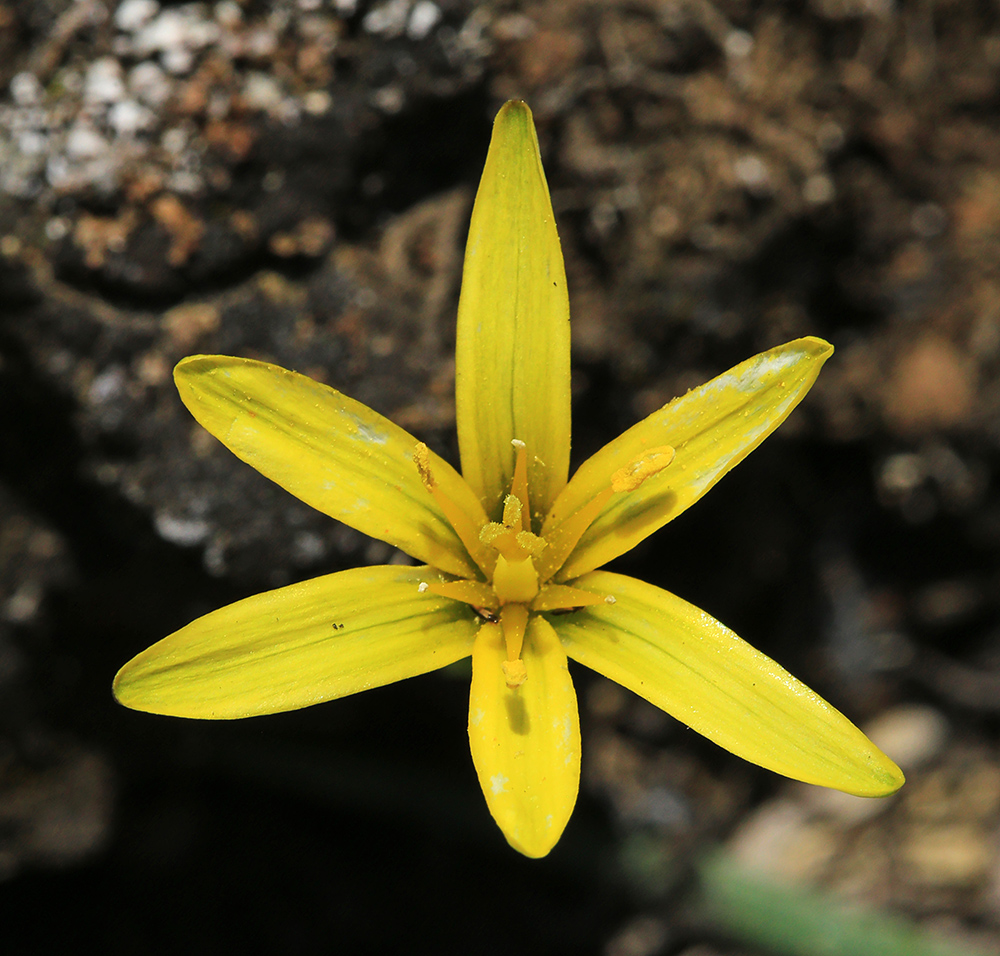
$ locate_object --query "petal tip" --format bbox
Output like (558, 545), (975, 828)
(496, 98), (532, 125)
(505, 829), (560, 859)
(173, 353), (247, 382)
(173, 352), (214, 377)
(816, 740), (906, 798)
(111, 659), (148, 713)
(800, 335), (834, 360)
(864, 757), (906, 797)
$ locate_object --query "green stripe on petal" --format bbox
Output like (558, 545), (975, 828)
(114, 565), (478, 719)
(455, 100), (571, 525)
(468, 616), (580, 858)
(175, 355), (485, 578)
(551, 571), (904, 797)
(546, 338), (833, 580)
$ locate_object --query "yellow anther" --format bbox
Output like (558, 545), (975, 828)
(501, 659), (527, 687)
(414, 442), (435, 489)
(611, 445), (676, 493)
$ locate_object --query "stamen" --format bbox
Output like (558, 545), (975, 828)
(422, 579), (498, 610)
(537, 445), (675, 580)
(414, 443), (494, 575)
(531, 584), (607, 612)
(535, 486), (613, 581)
(510, 439), (530, 531)
(500, 604), (529, 687)
(500, 604), (527, 659)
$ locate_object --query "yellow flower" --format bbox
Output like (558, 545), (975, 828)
(114, 101), (903, 858)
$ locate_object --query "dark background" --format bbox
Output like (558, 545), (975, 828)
(1, 2), (998, 954)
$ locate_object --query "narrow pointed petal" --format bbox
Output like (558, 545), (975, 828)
(114, 566), (478, 719)
(546, 338), (833, 580)
(552, 571), (904, 796)
(468, 616), (581, 857)
(175, 356), (484, 577)
(455, 100), (571, 523)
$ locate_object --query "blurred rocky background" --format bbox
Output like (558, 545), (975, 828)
(2, 1), (1000, 954)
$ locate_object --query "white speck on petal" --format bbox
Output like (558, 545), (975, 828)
(604, 594), (616, 604)
(346, 412), (388, 445)
(490, 773), (509, 795)
(330, 492), (370, 514)
(698, 349), (800, 399)
(417, 582), (429, 593)
(470, 707), (485, 727)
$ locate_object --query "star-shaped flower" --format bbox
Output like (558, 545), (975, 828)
(115, 101), (903, 858)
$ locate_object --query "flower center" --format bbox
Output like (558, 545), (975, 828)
(415, 439), (675, 687)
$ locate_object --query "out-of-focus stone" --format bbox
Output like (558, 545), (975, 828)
(728, 799), (838, 881)
(883, 337), (976, 434)
(902, 824), (993, 888)
(0, 746), (115, 878)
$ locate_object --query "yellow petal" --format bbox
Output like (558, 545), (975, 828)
(455, 100), (571, 524)
(551, 571), (904, 796)
(545, 338), (833, 580)
(175, 355), (485, 578)
(114, 565), (478, 719)
(468, 616), (580, 857)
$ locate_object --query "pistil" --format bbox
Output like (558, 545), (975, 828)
(419, 438), (675, 689)
(481, 495), (546, 604)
